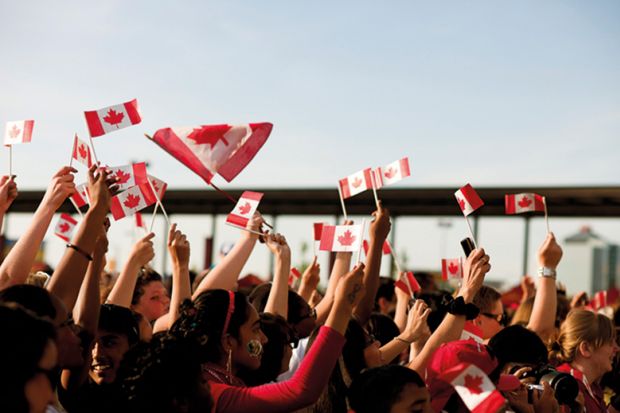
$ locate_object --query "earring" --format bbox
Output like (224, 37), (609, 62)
(226, 348), (232, 380)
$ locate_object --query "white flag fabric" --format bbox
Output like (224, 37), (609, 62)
(338, 168), (374, 199)
(107, 163), (148, 192)
(455, 184), (484, 216)
(375, 157), (411, 188)
(110, 183), (157, 220)
(319, 224), (363, 252)
(84, 99), (141, 137)
(54, 213), (78, 242)
(440, 363), (506, 413)
(4, 120), (34, 146)
(225, 191), (264, 229)
(71, 134), (93, 167)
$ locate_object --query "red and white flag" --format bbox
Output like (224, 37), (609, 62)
(84, 99), (141, 138)
(149, 123), (273, 183)
(225, 191), (263, 229)
(395, 271), (421, 296)
(54, 213), (78, 242)
(71, 183), (90, 208)
(319, 224), (363, 252)
(439, 363), (506, 413)
(135, 212), (146, 229)
(442, 258), (463, 281)
(147, 175), (168, 199)
(591, 291), (607, 310)
(288, 267), (301, 287)
(362, 239), (392, 256)
(338, 168), (374, 199)
(460, 321), (484, 343)
(455, 184), (484, 216)
(505, 193), (545, 215)
(110, 183), (157, 221)
(107, 163), (148, 192)
(375, 157), (411, 189)
(4, 120), (34, 146)
(71, 134), (93, 167)
(313, 222), (324, 252)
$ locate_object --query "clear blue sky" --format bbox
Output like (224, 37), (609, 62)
(1, 1), (619, 288)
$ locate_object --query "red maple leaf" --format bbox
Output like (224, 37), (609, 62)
(238, 201), (252, 215)
(59, 223), (70, 233)
(351, 177), (363, 188)
(337, 230), (356, 246)
(151, 180), (159, 193)
(457, 198), (466, 211)
(78, 144), (88, 159)
(463, 374), (484, 394)
(103, 109), (125, 127)
(114, 170), (131, 184)
(123, 193), (141, 209)
(186, 125), (230, 149)
(8, 124), (21, 139)
(448, 262), (459, 274)
(384, 167), (397, 179)
(518, 196), (532, 208)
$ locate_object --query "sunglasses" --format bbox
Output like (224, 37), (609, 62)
(481, 312), (507, 327)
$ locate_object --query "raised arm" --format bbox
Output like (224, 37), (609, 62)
(297, 256), (320, 304)
(0, 175), (18, 234)
(192, 213), (264, 298)
(408, 248), (489, 374)
(393, 279), (410, 332)
(0, 167), (75, 289)
(263, 233), (291, 317)
(527, 233), (562, 342)
(47, 165), (111, 312)
(354, 202), (391, 325)
(314, 250), (352, 326)
(106, 232), (155, 307)
(153, 224), (191, 333)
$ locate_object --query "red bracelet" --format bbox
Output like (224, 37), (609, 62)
(66, 243), (93, 261)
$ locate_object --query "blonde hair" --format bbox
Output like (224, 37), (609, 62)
(549, 309), (615, 364)
(511, 297), (534, 327)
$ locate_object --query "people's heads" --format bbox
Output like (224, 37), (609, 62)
(510, 297), (534, 327)
(348, 365), (432, 413)
(237, 313), (296, 386)
(121, 333), (213, 413)
(487, 325), (549, 374)
(343, 319), (381, 379)
(90, 304), (140, 385)
(0, 303), (57, 413)
(549, 309), (618, 381)
(374, 277), (396, 315)
(472, 285), (504, 339)
(172, 290), (267, 372)
(131, 269), (170, 322)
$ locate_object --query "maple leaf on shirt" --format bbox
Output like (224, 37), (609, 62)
(384, 167), (397, 179)
(238, 202), (251, 215)
(448, 262), (459, 274)
(351, 177), (362, 188)
(337, 230), (356, 246)
(114, 170), (131, 184)
(187, 125), (230, 149)
(59, 223), (70, 233)
(463, 374), (484, 394)
(9, 125), (21, 139)
(103, 109), (125, 127)
(78, 144), (88, 159)
(518, 196), (532, 208)
(124, 194), (141, 209)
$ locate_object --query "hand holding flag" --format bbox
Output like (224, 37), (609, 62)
(226, 191), (264, 232)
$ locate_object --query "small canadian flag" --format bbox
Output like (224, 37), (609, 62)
(591, 291), (607, 310)
(107, 163), (148, 192)
(71, 134), (93, 167)
(84, 99), (142, 138)
(319, 224), (363, 252)
(4, 120), (34, 146)
(455, 184), (484, 216)
(135, 212), (146, 229)
(71, 183), (90, 208)
(505, 193), (545, 215)
(288, 267), (301, 287)
(225, 191), (263, 229)
(395, 271), (421, 296)
(375, 157), (411, 189)
(442, 258), (463, 281)
(110, 183), (157, 221)
(460, 321), (484, 343)
(147, 175), (168, 199)
(440, 363), (506, 413)
(54, 213), (78, 242)
(362, 239), (392, 256)
(339, 168), (374, 199)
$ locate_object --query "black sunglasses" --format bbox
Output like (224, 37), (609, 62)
(481, 312), (507, 326)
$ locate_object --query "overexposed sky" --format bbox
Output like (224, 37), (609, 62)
(1, 1), (619, 290)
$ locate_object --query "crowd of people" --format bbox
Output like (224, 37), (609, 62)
(0, 164), (619, 413)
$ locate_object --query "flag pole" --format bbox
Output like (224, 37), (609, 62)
(543, 196), (550, 234)
(386, 239), (402, 275)
(337, 185), (348, 221)
(225, 222), (265, 237)
(8, 145), (12, 177)
(356, 219), (367, 265)
(370, 170), (381, 210)
(147, 179), (170, 228)
(69, 135), (75, 168)
(464, 216), (478, 249)
(88, 135), (100, 165)
(149, 203), (159, 233)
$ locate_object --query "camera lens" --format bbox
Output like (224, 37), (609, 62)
(540, 371), (579, 405)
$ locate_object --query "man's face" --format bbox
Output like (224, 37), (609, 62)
(390, 383), (433, 413)
(89, 329), (130, 384)
(477, 299), (505, 340)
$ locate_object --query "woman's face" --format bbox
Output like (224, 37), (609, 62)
(589, 340), (618, 378)
(25, 339), (57, 413)
(232, 305), (268, 371)
(135, 281), (170, 322)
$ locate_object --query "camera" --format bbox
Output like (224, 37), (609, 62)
(511, 364), (579, 405)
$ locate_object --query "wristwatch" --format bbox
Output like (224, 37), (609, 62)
(537, 267), (557, 279)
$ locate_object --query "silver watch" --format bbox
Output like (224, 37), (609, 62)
(537, 267), (556, 279)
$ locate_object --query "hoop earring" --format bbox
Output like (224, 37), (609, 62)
(226, 348), (233, 380)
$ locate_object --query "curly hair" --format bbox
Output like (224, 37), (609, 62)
(131, 269), (164, 306)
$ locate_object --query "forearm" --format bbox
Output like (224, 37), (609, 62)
(354, 239), (383, 325)
(527, 276), (556, 341)
(264, 253), (290, 317)
(377, 338), (411, 367)
(106, 259), (142, 307)
(394, 296), (408, 332)
(154, 261), (191, 334)
(315, 252), (351, 325)
(73, 254), (104, 336)
(297, 278), (316, 303)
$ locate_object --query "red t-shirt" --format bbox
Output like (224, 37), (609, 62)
(556, 363), (608, 413)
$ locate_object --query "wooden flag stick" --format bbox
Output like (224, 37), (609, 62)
(69, 137), (74, 168)
(149, 203), (159, 233)
(8, 145), (12, 177)
(337, 185), (348, 222)
(464, 216), (478, 249)
(225, 222), (265, 237)
(386, 239), (402, 275)
(370, 169), (381, 210)
(543, 196), (550, 234)
(356, 219), (367, 265)
(88, 135), (100, 165)
(147, 179), (170, 228)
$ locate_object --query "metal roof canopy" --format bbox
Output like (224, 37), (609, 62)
(10, 186), (620, 217)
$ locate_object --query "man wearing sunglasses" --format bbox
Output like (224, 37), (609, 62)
(471, 285), (506, 341)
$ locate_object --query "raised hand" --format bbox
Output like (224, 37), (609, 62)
(130, 233), (156, 267)
(264, 232), (291, 258)
(167, 223), (190, 267)
(460, 248), (491, 303)
(245, 212), (266, 239)
(301, 256), (320, 289)
(41, 166), (77, 211)
(87, 164), (112, 210)
(400, 299), (431, 343)
(0, 175), (18, 213)
(369, 201), (391, 241)
(334, 263), (366, 309)
(538, 232), (563, 269)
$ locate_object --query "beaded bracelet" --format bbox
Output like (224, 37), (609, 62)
(66, 243), (93, 261)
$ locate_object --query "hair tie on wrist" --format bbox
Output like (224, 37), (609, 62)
(441, 295), (480, 320)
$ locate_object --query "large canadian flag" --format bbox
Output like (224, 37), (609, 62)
(4, 120), (34, 146)
(442, 258), (463, 281)
(54, 213), (78, 242)
(107, 163), (148, 192)
(460, 321), (484, 343)
(149, 123), (273, 183)
(225, 191), (264, 229)
(84, 99), (142, 138)
(395, 271), (421, 296)
(71, 183), (90, 208)
(110, 183), (157, 221)
(375, 157), (411, 188)
(339, 168), (374, 199)
(505, 193), (545, 215)
(439, 363), (506, 413)
(319, 224), (363, 252)
(455, 184), (484, 216)
(71, 134), (93, 167)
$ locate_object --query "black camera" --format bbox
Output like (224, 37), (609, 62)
(513, 364), (579, 405)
